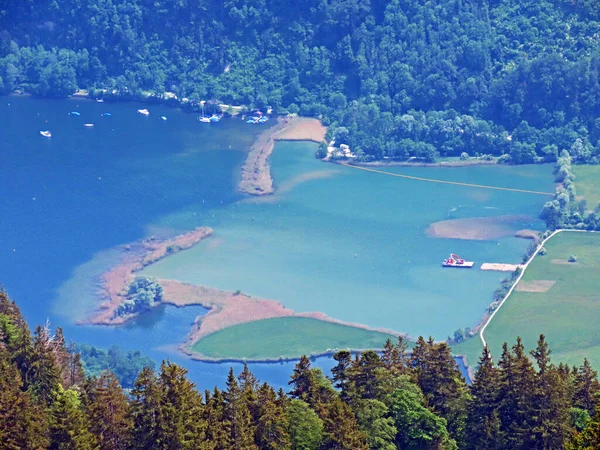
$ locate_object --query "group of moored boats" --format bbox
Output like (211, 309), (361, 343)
(40, 108), (169, 137)
(41, 105), (269, 138)
(198, 114), (222, 123)
(246, 116), (269, 124)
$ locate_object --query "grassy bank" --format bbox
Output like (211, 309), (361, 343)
(573, 165), (600, 210)
(189, 317), (395, 360)
(456, 231), (600, 370)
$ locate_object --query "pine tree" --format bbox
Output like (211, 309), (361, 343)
(204, 387), (232, 449)
(348, 350), (384, 400)
(0, 349), (49, 449)
(224, 368), (258, 449)
(129, 366), (160, 450)
(381, 336), (409, 375)
(573, 359), (600, 416)
(239, 363), (259, 422)
(156, 361), (206, 449)
(321, 396), (368, 449)
(411, 338), (468, 445)
(529, 334), (571, 449)
(88, 371), (132, 450)
(48, 387), (98, 450)
(465, 347), (502, 450)
(498, 338), (537, 449)
(288, 356), (312, 400)
(255, 382), (291, 450)
(332, 350), (353, 401)
(29, 324), (62, 405)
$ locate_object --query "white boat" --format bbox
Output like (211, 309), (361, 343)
(199, 116), (211, 123)
(161, 116), (167, 121)
(40, 130), (51, 138)
(96, 99), (104, 103)
(137, 109), (150, 116)
(83, 123), (94, 128)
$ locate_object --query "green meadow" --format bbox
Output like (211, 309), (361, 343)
(573, 165), (600, 210)
(454, 231), (600, 370)
(189, 317), (395, 360)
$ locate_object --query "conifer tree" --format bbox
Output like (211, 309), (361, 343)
(498, 338), (537, 449)
(29, 324), (62, 405)
(382, 336), (410, 375)
(0, 349), (48, 449)
(574, 359), (600, 416)
(348, 350), (384, 400)
(224, 368), (258, 449)
(88, 371), (132, 450)
(156, 361), (206, 449)
(580, 405), (600, 449)
(288, 356), (312, 400)
(204, 387), (232, 449)
(465, 347), (502, 450)
(321, 396), (368, 449)
(239, 363), (259, 421)
(411, 338), (468, 445)
(129, 366), (160, 450)
(48, 387), (97, 450)
(332, 350), (353, 401)
(255, 382), (291, 450)
(530, 334), (571, 449)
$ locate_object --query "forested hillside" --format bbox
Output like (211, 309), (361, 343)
(2, 288), (600, 449)
(1, 0), (600, 162)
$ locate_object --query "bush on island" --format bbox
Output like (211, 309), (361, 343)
(115, 276), (163, 317)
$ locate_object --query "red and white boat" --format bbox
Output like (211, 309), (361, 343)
(442, 253), (474, 268)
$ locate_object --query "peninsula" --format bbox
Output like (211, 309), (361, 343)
(239, 116), (327, 195)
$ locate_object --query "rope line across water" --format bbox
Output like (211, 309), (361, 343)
(339, 162), (555, 196)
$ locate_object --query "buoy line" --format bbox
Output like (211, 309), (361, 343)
(339, 162), (555, 196)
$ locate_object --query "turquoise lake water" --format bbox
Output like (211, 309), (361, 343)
(0, 97), (553, 387)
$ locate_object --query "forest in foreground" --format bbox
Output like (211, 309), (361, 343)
(2, 288), (600, 449)
(1, 0), (600, 163)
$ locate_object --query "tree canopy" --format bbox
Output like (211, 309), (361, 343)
(1, 0), (600, 162)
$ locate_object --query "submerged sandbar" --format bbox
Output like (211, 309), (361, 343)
(426, 215), (532, 240)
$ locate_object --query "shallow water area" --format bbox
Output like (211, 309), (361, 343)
(144, 142), (554, 340)
(1, 97), (552, 387)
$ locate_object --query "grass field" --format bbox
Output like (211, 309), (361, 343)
(189, 317), (395, 360)
(573, 165), (600, 210)
(454, 231), (600, 371)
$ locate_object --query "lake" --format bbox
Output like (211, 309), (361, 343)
(0, 97), (553, 388)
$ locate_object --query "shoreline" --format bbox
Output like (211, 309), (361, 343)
(85, 227), (406, 362)
(159, 279), (404, 362)
(338, 158), (499, 168)
(239, 116), (327, 195)
(83, 227), (213, 325)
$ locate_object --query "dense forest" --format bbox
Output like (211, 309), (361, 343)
(2, 288), (600, 449)
(1, 0), (600, 162)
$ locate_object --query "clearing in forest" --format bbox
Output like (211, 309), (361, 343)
(453, 231), (600, 370)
